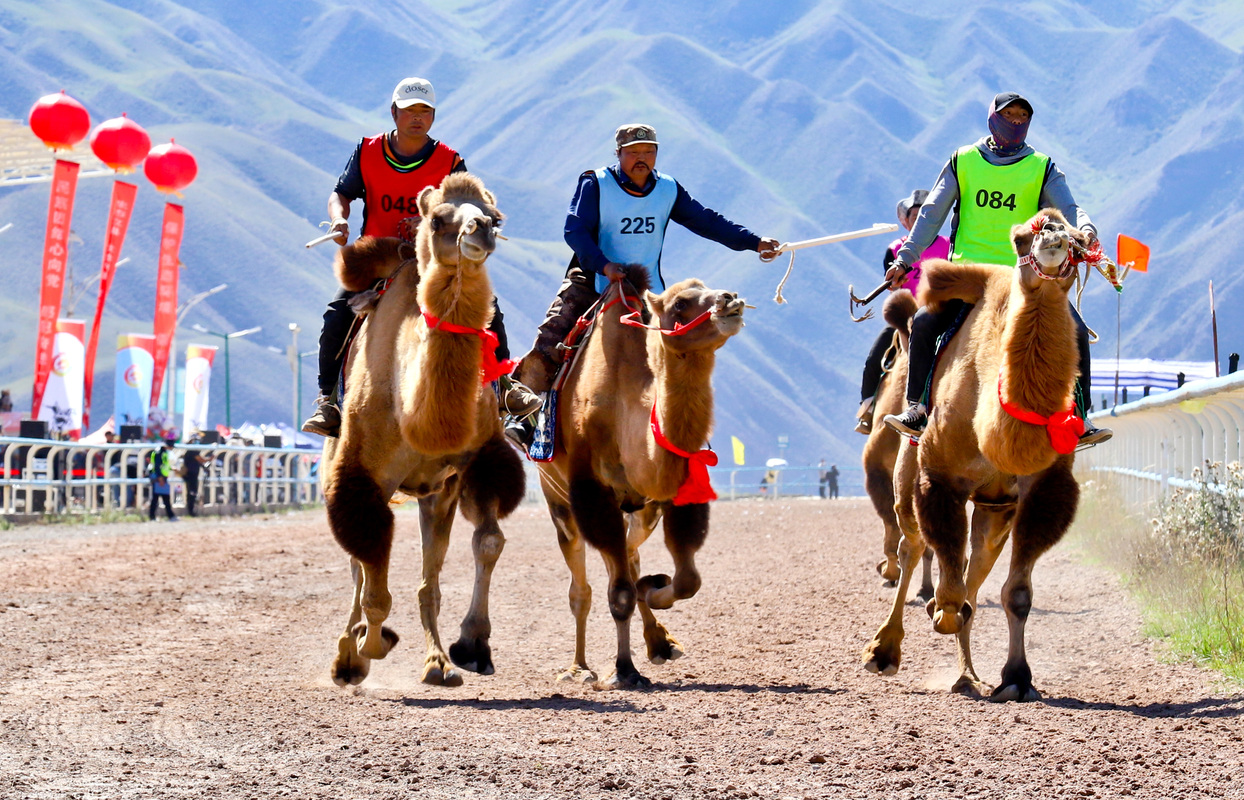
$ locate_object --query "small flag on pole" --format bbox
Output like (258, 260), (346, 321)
(1117, 234), (1150, 273)
(731, 436), (745, 466)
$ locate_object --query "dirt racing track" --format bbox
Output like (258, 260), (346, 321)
(1, 499), (1241, 799)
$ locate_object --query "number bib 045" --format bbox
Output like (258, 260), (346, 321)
(952, 144), (1048, 266)
(594, 167), (677, 292)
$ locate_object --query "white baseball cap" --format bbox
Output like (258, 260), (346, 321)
(392, 77), (436, 109)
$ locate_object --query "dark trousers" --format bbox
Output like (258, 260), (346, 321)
(317, 287), (512, 397)
(519, 264), (601, 393)
(861, 327), (896, 402)
(185, 475), (200, 516)
(905, 299), (1092, 409)
(149, 488), (175, 520)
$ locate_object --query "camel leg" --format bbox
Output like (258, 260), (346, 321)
(332, 558), (371, 686)
(627, 504), (684, 665)
(915, 473), (972, 635)
(639, 502), (708, 610)
(993, 463), (1079, 703)
(950, 504), (1015, 697)
(569, 476), (647, 688)
(862, 521), (926, 675)
(866, 462), (903, 585)
(326, 467), (400, 681)
(448, 493), (505, 676)
(416, 489), (464, 687)
(550, 498), (597, 683)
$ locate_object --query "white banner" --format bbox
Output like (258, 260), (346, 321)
(114, 333), (155, 430)
(37, 318), (86, 438)
(182, 344), (217, 437)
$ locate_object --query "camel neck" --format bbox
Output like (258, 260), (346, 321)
(998, 285), (1077, 417)
(650, 341), (716, 454)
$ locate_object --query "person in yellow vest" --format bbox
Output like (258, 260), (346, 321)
(881, 92), (1110, 446)
(148, 440), (177, 522)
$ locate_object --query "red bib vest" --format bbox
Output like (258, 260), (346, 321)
(359, 135), (458, 238)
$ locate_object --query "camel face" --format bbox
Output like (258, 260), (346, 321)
(425, 200), (500, 265)
(647, 279), (745, 353)
(1013, 212), (1079, 291)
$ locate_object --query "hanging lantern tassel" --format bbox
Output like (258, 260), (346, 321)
(144, 139), (198, 196)
(90, 114), (151, 173)
(28, 90), (91, 151)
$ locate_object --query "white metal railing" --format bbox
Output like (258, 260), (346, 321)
(1077, 372), (1244, 510)
(0, 436), (322, 518)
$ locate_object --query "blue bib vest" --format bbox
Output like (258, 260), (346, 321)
(594, 168), (678, 292)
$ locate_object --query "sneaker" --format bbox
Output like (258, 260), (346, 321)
(1077, 423), (1113, 449)
(301, 395), (341, 438)
(884, 403), (928, 439)
(855, 396), (875, 436)
(501, 380), (543, 417)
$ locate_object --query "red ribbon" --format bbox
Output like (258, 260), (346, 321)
(421, 311), (516, 384)
(649, 402), (718, 505)
(620, 308), (712, 336)
(997, 374), (1084, 455)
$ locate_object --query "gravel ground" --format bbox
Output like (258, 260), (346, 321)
(1, 498), (1241, 799)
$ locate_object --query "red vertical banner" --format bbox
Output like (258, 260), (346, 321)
(149, 202), (184, 409)
(82, 180), (139, 430)
(31, 159), (81, 418)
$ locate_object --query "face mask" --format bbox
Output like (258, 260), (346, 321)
(988, 108), (1030, 156)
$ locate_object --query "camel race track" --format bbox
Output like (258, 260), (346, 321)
(1, 498), (1241, 800)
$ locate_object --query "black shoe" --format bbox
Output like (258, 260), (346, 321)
(1077, 423), (1113, 449)
(884, 404), (927, 439)
(504, 417), (535, 449)
(301, 395), (341, 438)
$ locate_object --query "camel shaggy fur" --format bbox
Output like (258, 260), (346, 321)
(536, 269), (746, 687)
(321, 173), (525, 687)
(862, 291), (933, 601)
(862, 209), (1088, 702)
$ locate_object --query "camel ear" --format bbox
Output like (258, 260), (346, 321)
(645, 290), (664, 315)
(1011, 222), (1035, 257)
(482, 188), (497, 205)
(417, 186), (437, 218)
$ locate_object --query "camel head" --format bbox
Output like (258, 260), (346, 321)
(417, 173), (505, 267)
(644, 278), (746, 354)
(1010, 208), (1088, 293)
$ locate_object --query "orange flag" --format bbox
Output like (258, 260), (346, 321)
(1117, 234), (1150, 273)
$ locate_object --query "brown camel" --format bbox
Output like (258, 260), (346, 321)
(320, 173), (525, 687)
(862, 209), (1088, 702)
(535, 268), (746, 688)
(862, 290), (933, 601)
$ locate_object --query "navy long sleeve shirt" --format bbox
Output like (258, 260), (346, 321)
(564, 165), (761, 276)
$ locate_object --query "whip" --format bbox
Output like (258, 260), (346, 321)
(773, 223), (899, 304)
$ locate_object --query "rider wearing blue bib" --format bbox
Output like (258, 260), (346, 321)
(515, 123), (780, 397)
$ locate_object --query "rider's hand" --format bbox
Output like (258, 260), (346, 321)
(330, 217), (349, 245)
(757, 238), (781, 263)
(1080, 226), (1099, 248)
(603, 262), (625, 282)
(885, 259), (910, 290)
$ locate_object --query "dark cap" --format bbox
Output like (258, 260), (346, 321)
(897, 188), (929, 220)
(615, 123), (659, 149)
(992, 92), (1033, 116)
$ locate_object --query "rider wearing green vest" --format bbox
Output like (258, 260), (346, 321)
(880, 92), (1111, 446)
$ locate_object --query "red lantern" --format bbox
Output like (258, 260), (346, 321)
(29, 90), (90, 151)
(89, 114), (151, 172)
(144, 139), (198, 194)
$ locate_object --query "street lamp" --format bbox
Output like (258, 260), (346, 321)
(269, 329), (318, 435)
(167, 283), (228, 419)
(191, 322), (260, 431)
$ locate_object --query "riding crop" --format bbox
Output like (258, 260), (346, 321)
(772, 223), (898, 305)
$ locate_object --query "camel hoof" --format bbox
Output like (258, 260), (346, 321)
(557, 666), (597, 683)
(861, 641), (900, 676)
(643, 623), (684, 665)
(925, 598), (936, 619)
(916, 585), (935, 604)
(951, 676), (991, 697)
(876, 559), (900, 583)
(932, 608), (963, 635)
(449, 638), (495, 675)
(604, 670), (652, 690)
(352, 622), (400, 660)
(637, 574), (673, 609)
(331, 653), (370, 686)
(990, 683), (1042, 703)
(422, 663), (464, 687)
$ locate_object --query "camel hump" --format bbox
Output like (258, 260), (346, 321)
(619, 264), (652, 293)
(334, 237), (416, 292)
(882, 289), (917, 332)
(917, 260), (1008, 311)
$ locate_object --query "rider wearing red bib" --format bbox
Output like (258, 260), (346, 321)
(302, 77), (540, 437)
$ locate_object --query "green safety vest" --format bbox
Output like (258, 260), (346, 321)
(952, 145), (1049, 266)
(149, 450), (170, 478)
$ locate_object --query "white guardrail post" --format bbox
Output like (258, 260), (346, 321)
(1077, 371), (1244, 512)
(0, 436), (321, 519)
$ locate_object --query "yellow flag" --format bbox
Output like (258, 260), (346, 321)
(731, 436), (745, 466)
